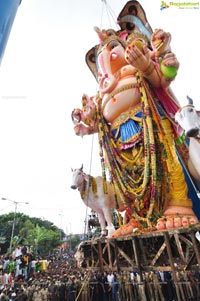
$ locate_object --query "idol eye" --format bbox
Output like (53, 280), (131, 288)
(109, 41), (119, 50)
(188, 108), (193, 113)
(107, 29), (115, 36)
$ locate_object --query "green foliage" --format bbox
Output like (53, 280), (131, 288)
(69, 234), (82, 250)
(0, 213), (64, 255)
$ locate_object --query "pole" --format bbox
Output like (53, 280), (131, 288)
(69, 222), (72, 251)
(9, 202), (17, 253)
(59, 213), (63, 241)
(1, 197), (29, 253)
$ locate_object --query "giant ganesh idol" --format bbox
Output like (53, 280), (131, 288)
(72, 1), (199, 236)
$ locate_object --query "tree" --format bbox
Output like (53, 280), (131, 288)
(69, 234), (82, 250)
(0, 213), (63, 255)
(28, 224), (60, 255)
(30, 224), (47, 255)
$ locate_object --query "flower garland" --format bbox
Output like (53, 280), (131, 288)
(80, 175), (98, 199)
(96, 74), (170, 227)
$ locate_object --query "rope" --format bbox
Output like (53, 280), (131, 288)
(100, 0), (119, 30)
(83, 0), (121, 237)
(82, 98), (100, 237)
(83, 132), (95, 237)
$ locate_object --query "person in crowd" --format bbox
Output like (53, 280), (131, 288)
(68, 276), (77, 301)
(112, 273), (120, 301)
(0, 248), (199, 300)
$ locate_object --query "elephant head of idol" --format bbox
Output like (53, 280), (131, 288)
(85, 1), (153, 94)
(94, 27), (129, 94)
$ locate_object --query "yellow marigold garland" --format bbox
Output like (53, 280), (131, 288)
(95, 74), (173, 227)
(81, 175), (98, 199)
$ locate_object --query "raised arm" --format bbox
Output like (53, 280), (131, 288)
(71, 94), (99, 137)
(125, 29), (179, 89)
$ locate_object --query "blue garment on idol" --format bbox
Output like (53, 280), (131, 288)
(112, 111), (142, 142)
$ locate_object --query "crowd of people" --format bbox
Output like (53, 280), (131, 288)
(0, 244), (200, 301)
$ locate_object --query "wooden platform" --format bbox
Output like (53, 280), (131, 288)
(77, 224), (200, 300)
(79, 224), (200, 273)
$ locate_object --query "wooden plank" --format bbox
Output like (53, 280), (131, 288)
(101, 242), (110, 267)
(132, 237), (147, 301)
(174, 233), (186, 263)
(164, 232), (181, 301)
(179, 235), (193, 246)
(115, 245), (134, 267)
(138, 238), (147, 262)
(106, 239), (113, 269)
(113, 240), (120, 272)
(97, 241), (104, 271)
(79, 224), (200, 273)
(150, 240), (166, 266)
(189, 232), (200, 266)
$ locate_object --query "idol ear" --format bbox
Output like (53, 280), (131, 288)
(94, 26), (107, 42)
(119, 30), (129, 41)
(85, 1), (153, 80)
(80, 164), (83, 171)
(85, 46), (98, 81)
